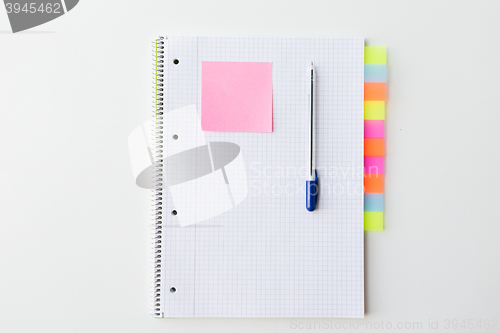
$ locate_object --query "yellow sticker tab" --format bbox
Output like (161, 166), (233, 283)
(364, 211), (384, 230)
(364, 101), (385, 120)
(365, 46), (386, 64)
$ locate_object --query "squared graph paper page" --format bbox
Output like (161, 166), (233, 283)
(160, 37), (364, 318)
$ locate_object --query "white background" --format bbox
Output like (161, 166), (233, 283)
(1, 1), (499, 332)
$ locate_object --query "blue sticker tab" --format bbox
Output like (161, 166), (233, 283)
(364, 193), (384, 212)
(364, 64), (387, 83)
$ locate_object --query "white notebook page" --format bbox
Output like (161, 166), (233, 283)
(159, 36), (364, 318)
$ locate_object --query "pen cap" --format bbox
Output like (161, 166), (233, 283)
(306, 170), (318, 212)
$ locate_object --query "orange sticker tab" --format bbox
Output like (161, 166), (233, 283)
(364, 138), (384, 156)
(364, 174), (384, 193)
(364, 82), (386, 101)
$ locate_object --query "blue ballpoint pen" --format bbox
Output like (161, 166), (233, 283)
(306, 61), (319, 212)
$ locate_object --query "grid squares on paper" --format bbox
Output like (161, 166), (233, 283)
(160, 36), (364, 318)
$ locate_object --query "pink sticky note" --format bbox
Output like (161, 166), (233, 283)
(201, 62), (273, 132)
(365, 156), (384, 175)
(364, 120), (385, 138)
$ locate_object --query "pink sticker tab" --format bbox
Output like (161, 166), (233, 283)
(365, 156), (384, 175)
(201, 62), (273, 132)
(364, 120), (384, 138)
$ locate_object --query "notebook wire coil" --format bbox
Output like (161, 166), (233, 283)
(152, 36), (165, 318)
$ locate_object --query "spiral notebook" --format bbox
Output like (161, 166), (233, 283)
(152, 36), (365, 318)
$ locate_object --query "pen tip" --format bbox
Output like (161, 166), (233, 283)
(311, 61), (313, 68)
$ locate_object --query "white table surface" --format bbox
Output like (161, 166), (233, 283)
(1, 1), (499, 332)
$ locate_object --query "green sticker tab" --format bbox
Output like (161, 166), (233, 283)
(365, 46), (386, 64)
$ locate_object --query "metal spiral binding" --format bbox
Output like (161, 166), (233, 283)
(152, 36), (165, 318)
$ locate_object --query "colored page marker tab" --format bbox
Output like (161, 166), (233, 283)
(364, 138), (384, 156)
(365, 156), (384, 175)
(364, 64), (387, 82)
(364, 120), (385, 138)
(364, 101), (385, 120)
(364, 45), (387, 232)
(364, 174), (384, 193)
(364, 211), (384, 230)
(364, 82), (386, 101)
(364, 193), (384, 212)
(365, 46), (386, 64)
